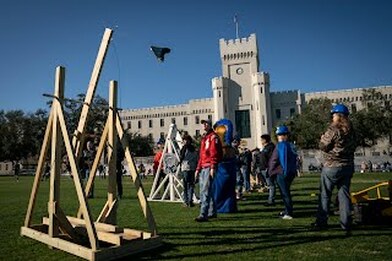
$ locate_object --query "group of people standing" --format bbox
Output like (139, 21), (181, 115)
(173, 103), (357, 234)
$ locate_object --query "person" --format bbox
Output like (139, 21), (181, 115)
(311, 104), (357, 235)
(239, 147), (252, 193)
(138, 163), (146, 179)
(212, 118), (238, 213)
(251, 147), (263, 191)
(179, 134), (198, 207)
(194, 119), (223, 222)
(258, 134), (276, 206)
(14, 160), (21, 182)
(153, 143), (168, 193)
(231, 137), (243, 200)
(268, 125), (298, 220)
(42, 161), (50, 181)
(116, 141), (125, 199)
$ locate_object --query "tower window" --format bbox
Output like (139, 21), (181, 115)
(276, 109), (281, 119)
(160, 119), (165, 127)
(290, 108), (295, 117)
(149, 119), (153, 128)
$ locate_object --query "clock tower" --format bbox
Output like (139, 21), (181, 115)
(212, 34), (272, 148)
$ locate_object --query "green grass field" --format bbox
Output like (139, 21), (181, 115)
(0, 172), (391, 260)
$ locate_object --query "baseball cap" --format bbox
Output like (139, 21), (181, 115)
(201, 119), (212, 125)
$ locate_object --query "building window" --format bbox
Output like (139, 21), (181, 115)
(219, 91), (221, 98)
(275, 109), (281, 119)
(160, 119), (164, 127)
(160, 132), (165, 140)
(149, 119), (153, 128)
(356, 96), (358, 101)
(195, 116), (200, 124)
(171, 118), (176, 124)
(183, 117), (188, 126)
(138, 120), (142, 129)
(351, 103), (357, 113)
(208, 114), (212, 121)
(262, 115), (265, 125)
(195, 130), (200, 137)
(127, 121), (131, 129)
(260, 87), (263, 94)
(235, 110), (251, 138)
(290, 108), (295, 117)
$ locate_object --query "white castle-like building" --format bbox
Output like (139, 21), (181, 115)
(120, 34), (392, 150)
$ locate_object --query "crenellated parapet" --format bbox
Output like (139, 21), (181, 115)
(219, 34), (258, 62)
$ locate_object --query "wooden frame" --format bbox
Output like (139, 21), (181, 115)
(21, 29), (161, 260)
(148, 124), (185, 202)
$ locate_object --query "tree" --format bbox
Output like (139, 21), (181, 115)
(285, 98), (331, 149)
(351, 88), (392, 148)
(124, 132), (154, 156)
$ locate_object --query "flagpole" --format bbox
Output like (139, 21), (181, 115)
(234, 15), (239, 39)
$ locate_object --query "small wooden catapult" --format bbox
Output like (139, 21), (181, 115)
(20, 28), (161, 260)
(148, 123), (185, 202)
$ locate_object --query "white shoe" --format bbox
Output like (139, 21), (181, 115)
(282, 214), (293, 220)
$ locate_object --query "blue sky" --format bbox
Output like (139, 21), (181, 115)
(1, 0), (391, 112)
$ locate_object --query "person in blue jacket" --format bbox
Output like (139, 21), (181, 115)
(268, 125), (298, 220)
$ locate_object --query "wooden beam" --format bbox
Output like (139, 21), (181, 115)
(116, 113), (158, 236)
(73, 28), (113, 159)
(24, 111), (53, 227)
(56, 104), (99, 251)
(49, 66), (65, 238)
(106, 81), (118, 224)
(21, 226), (93, 260)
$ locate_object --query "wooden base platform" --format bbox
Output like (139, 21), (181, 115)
(21, 218), (162, 261)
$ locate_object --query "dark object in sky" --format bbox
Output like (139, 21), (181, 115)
(150, 46), (171, 62)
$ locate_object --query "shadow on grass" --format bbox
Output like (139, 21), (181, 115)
(143, 224), (392, 260)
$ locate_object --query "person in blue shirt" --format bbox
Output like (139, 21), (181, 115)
(268, 125), (298, 220)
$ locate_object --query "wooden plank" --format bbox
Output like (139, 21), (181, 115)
(107, 81), (118, 224)
(97, 200), (110, 223)
(21, 226), (93, 260)
(116, 113), (158, 236)
(49, 66), (65, 238)
(56, 104), (99, 251)
(24, 111), (53, 227)
(73, 28), (113, 160)
(55, 206), (82, 243)
(42, 217), (123, 246)
(67, 216), (123, 233)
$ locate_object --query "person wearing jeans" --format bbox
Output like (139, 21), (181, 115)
(268, 126), (298, 220)
(259, 134), (276, 205)
(312, 104), (357, 234)
(179, 134), (198, 207)
(194, 119), (222, 222)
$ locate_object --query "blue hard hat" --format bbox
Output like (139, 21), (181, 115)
(331, 104), (349, 116)
(276, 125), (289, 135)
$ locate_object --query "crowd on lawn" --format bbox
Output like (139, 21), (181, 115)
(149, 104), (357, 235)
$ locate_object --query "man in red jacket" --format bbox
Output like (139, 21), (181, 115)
(194, 119), (223, 222)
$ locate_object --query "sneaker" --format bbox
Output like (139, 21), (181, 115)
(194, 216), (208, 222)
(282, 214), (293, 220)
(278, 211), (285, 217)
